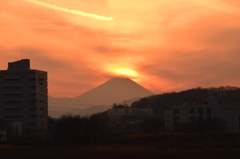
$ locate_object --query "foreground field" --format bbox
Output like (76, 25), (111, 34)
(0, 145), (240, 159)
(1, 133), (240, 158)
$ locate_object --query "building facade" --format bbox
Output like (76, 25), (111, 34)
(164, 97), (240, 132)
(0, 59), (48, 138)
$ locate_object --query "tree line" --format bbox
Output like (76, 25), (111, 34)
(49, 86), (239, 144)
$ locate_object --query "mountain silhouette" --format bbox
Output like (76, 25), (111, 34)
(49, 78), (153, 117)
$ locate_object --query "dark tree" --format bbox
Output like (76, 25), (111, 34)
(54, 114), (87, 144)
(140, 117), (165, 134)
(52, 112), (111, 144)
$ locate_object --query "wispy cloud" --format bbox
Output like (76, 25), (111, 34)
(23, 0), (113, 21)
(192, 0), (240, 13)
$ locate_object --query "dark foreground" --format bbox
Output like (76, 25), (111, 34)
(0, 145), (240, 159)
(1, 133), (240, 159)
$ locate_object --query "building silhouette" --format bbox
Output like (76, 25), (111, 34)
(0, 59), (48, 138)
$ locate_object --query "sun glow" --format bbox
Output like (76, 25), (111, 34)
(108, 67), (139, 78)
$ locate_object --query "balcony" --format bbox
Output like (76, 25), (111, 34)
(4, 77), (22, 84)
(4, 99), (22, 105)
(4, 85), (22, 90)
(4, 92), (22, 99)
(4, 114), (22, 120)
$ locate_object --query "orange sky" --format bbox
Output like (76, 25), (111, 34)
(1, 0), (240, 97)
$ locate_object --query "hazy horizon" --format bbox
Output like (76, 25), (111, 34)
(1, 0), (240, 98)
(48, 77), (153, 117)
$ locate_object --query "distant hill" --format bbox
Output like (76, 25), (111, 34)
(49, 78), (153, 117)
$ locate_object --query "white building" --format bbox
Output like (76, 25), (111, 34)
(164, 97), (240, 132)
(221, 107), (240, 132)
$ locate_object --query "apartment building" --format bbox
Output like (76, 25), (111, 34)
(164, 97), (240, 132)
(0, 59), (48, 138)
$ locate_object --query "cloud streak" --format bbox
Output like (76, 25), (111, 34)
(23, 0), (113, 21)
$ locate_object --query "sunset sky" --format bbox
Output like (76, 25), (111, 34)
(1, 0), (240, 98)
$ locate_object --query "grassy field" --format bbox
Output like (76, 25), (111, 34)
(0, 144), (240, 159)
(1, 133), (240, 159)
